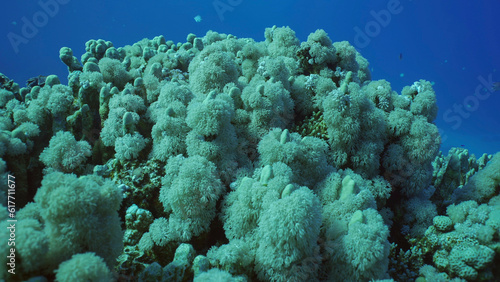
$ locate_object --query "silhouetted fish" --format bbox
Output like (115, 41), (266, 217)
(492, 82), (500, 91)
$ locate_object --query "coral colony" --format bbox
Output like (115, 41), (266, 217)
(0, 26), (499, 281)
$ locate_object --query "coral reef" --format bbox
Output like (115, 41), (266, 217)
(0, 26), (498, 281)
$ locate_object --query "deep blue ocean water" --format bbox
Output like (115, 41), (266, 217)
(1, 0), (499, 157)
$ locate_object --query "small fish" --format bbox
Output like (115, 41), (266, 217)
(492, 82), (500, 92)
(399, 53), (403, 60)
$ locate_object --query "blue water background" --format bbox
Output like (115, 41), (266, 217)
(1, 0), (499, 157)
